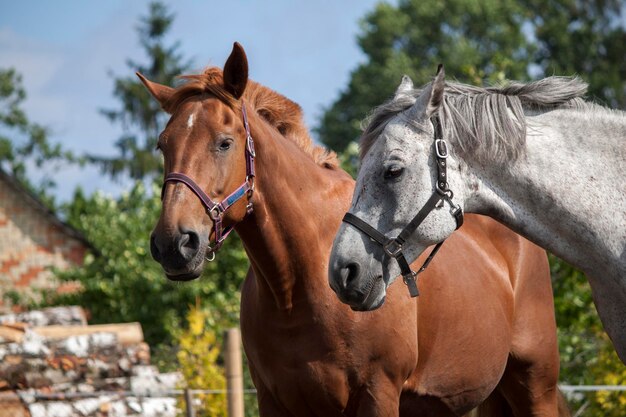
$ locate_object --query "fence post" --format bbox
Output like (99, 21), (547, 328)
(224, 328), (244, 417)
(184, 388), (195, 417)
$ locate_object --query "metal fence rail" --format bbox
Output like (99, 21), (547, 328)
(2, 384), (625, 401)
(559, 384), (626, 392)
(0, 388), (258, 401)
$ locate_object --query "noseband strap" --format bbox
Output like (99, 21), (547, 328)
(161, 102), (256, 260)
(342, 116), (463, 297)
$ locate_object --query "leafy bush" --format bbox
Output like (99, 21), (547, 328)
(176, 304), (227, 417)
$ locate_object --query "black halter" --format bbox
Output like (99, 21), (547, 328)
(342, 117), (463, 297)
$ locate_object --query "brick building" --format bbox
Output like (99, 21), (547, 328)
(0, 169), (90, 312)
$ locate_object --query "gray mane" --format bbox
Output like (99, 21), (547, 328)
(361, 76), (590, 162)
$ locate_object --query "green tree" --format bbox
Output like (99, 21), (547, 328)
(0, 68), (72, 205)
(523, 0), (626, 108)
(318, 0), (625, 152)
(318, 0), (532, 152)
(92, 1), (191, 180)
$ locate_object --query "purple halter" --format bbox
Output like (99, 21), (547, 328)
(161, 101), (256, 260)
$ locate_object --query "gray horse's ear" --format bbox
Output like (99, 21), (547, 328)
(405, 65), (445, 121)
(136, 72), (175, 110)
(428, 64), (445, 115)
(223, 42), (249, 99)
(394, 75), (414, 99)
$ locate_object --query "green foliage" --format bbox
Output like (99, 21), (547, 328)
(317, 0), (531, 152)
(522, 0), (626, 108)
(0, 68), (73, 206)
(44, 181), (246, 347)
(92, 1), (192, 180)
(175, 304), (228, 417)
(550, 254), (626, 416)
(318, 0), (625, 152)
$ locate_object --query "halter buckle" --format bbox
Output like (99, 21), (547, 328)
(246, 134), (256, 157)
(435, 139), (448, 159)
(383, 239), (403, 258)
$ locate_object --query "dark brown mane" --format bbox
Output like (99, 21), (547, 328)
(165, 67), (338, 168)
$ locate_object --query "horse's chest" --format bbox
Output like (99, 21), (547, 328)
(243, 304), (392, 415)
(247, 331), (351, 416)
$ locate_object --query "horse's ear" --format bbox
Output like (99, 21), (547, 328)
(428, 64), (445, 115)
(405, 65), (445, 120)
(136, 72), (175, 109)
(223, 42), (249, 99)
(394, 75), (414, 99)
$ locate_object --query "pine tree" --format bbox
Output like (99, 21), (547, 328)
(93, 1), (192, 180)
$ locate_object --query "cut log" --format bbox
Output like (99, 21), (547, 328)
(0, 326), (25, 344)
(0, 391), (29, 417)
(0, 307), (87, 327)
(32, 323), (143, 346)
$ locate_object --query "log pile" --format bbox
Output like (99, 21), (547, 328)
(0, 307), (181, 417)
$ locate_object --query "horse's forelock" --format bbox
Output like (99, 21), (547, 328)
(163, 67), (338, 168)
(163, 68), (238, 113)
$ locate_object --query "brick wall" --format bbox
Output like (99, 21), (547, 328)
(0, 175), (88, 312)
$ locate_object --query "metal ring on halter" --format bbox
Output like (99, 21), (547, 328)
(206, 250), (216, 262)
(436, 182), (453, 196)
(403, 271), (417, 285)
(208, 206), (222, 221)
(246, 175), (255, 193)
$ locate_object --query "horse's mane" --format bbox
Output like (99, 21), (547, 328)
(163, 68), (338, 168)
(361, 76), (592, 163)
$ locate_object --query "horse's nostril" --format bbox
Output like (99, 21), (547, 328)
(177, 230), (200, 260)
(339, 262), (359, 290)
(344, 262), (359, 287)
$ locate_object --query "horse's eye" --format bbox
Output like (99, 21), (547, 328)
(218, 139), (232, 151)
(384, 165), (404, 180)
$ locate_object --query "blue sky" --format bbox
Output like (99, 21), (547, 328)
(0, 0), (386, 201)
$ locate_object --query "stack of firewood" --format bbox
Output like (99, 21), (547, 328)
(0, 306), (181, 417)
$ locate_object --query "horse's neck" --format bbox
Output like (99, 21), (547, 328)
(464, 107), (626, 275)
(236, 124), (353, 311)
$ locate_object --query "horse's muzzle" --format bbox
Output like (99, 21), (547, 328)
(150, 229), (205, 280)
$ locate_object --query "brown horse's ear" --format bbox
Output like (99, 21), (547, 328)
(223, 42), (249, 99)
(136, 72), (175, 109)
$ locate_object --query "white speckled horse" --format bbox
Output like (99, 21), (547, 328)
(329, 67), (626, 363)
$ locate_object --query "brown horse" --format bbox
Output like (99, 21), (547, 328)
(144, 43), (566, 417)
